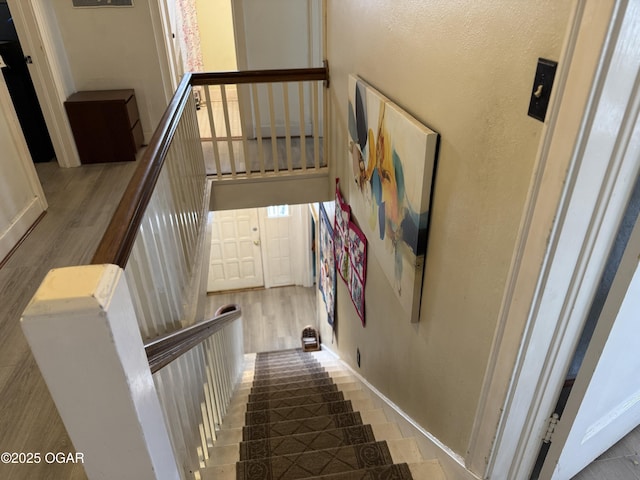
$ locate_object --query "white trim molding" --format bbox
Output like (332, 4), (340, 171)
(7, 0), (81, 168)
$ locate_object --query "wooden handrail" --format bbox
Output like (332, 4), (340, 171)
(91, 63), (329, 268)
(91, 74), (193, 267)
(190, 64), (329, 87)
(144, 304), (241, 374)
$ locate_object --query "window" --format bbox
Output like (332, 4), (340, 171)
(267, 205), (290, 218)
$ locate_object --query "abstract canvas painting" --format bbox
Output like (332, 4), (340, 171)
(347, 75), (438, 323)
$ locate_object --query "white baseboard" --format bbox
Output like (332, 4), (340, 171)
(320, 344), (482, 480)
(0, 197), (45, 263)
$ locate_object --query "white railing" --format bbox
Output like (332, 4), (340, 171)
(20, 74), (250, 480)
(191, 66), (329, 180)
(152, 315), (244, 474)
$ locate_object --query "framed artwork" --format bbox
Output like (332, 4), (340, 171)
(334, 180), (351, 283)
(348, 221), (367, 325)
(318, 203), (336, 326)
(335, 179), (368, 325)
(347, 75), (439, 323)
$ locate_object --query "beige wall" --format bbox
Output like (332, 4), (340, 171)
(49, 0), (169, 141)
(195, 0), (236, 71)
(320, 0), (573, 458)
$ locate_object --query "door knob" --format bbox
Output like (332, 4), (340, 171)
(253, 240), (260, 246)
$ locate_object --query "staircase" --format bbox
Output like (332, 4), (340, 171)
(203, 348), (446, 479)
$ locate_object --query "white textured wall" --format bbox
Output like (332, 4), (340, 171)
(50, 0), (169, 141)
(320, 0), (573, 458)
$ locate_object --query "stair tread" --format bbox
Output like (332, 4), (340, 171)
(251, 368), (328, 382)
(245, 400), (355, 425)
(251, 377), (336, 394)
(252, 363), (323, 375)
(299, 463), (414, 480)
(243, 412), (364, 440)
(236, 441), (394, 479)
(238, 424), (378, 461)
(248, 383), (340, 402)
(247, 391), (346, 411)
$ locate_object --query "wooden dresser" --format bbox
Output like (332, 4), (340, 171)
(64, 89), (143, 164)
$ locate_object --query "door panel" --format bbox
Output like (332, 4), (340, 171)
(541, 213), (640, 479)
(208, 209), (263, 292)
(260, 206), (294, 288)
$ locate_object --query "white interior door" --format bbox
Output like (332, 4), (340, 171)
(540, 212), (640, 479)
(259, 205), (294, 288)
(207, 209), (264, 292)
(232, 0), (322, 137)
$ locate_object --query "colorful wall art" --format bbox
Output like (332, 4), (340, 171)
(335, 179), (368, 325)
(319, 203), (336, 327)
(347, 75), (439, 323)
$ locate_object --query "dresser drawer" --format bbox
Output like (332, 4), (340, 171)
(65, 89), (142, 164)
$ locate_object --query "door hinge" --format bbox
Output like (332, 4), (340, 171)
(543, 413), (560, 443)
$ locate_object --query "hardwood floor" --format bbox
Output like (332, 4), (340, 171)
(0, 160), (137, 480)
(572, 424), (640, 479)
(206, 286), (317, 354)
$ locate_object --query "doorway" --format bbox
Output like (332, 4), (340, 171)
(0, 1), (54, 164)
(207, 204), (314, 293)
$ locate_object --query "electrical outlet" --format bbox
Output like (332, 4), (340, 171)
(356, 348), (361, 368)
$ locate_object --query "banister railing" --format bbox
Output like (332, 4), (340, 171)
(21, 64), (330, 480)
(145, 304), (241, 373)
(91, 74), (194, 268)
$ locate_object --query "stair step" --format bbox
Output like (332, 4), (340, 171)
(251, 377), (335, 394)
(238, 424), (378, 461)
(300, 463), (414, 480)
(243, 368), (350, 387)
(243, 412), (364, 441)
(235, 441), (394, 479)
(251, 369), (328, 383)
(251, 372), (330, 388)
(252, 361), (323, 376)
(245, 400), (355, 425)
(248, 383), (340, 403)
(387, 438), (424, 464)
(247, 391), (346, 411)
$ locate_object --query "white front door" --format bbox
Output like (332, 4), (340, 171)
(540, 213), (640, 479)
(207, 209), (264, 292)
(259, 205), (294, 288)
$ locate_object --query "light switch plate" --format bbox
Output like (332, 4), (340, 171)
(528, 58), (558, 122)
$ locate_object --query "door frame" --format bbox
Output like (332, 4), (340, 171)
(7, 0), (177, 170)
(467, 0), (640, 477)
(6, 0), (80, 167)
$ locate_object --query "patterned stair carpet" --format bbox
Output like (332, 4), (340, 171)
(237, 349), (413, 480)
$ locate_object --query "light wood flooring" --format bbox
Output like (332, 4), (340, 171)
(0, 160), (137, 480)
(206, 286), (317, 354)
(1, 160), (638, 480)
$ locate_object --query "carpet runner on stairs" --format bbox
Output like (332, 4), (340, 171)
(237, 348), (414, 480)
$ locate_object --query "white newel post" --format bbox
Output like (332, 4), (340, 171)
(21, 264), (181, 480)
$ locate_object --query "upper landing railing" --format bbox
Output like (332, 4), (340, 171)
(92, 64), (329, 268)
(194, 64), (329, 180)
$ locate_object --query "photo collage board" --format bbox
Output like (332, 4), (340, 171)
(335, 179), (367, 325)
